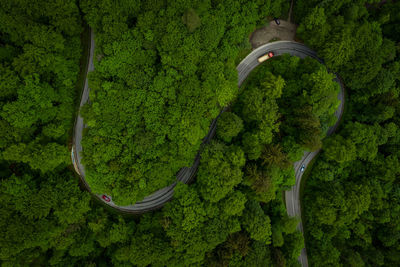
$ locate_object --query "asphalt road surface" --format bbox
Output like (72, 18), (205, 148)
(239, 41), (345, 267)
(71, 29), (203, 212)
(239, 42), (345, 267)
(72, 31), (344, 266)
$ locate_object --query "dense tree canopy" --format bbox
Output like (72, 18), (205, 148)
(0, 0), (82, 172)
(79, 0), (288, 205)
(2, 0), (400, 266)
(229, 55), (340, 204)
(296, 0), (400, 266)
(0, 1), (303, 266)
(107, 51), (341, 263)
(0, 1), (96, 266)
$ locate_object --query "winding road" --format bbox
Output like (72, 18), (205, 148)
(71, 29), (207, 213)
(71, 30), (344, 266)
(286, 74), (344, 267)
(240, 41), (345, 267)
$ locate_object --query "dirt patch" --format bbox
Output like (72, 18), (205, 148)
(250, 20), (297, 49)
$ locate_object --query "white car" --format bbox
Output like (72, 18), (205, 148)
(300, 164), (306, 172)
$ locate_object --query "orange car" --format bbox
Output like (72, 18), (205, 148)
(258, 52), (274, 63)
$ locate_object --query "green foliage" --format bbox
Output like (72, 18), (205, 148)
(113, 229), (172, 267)
(284, 105), (323, 151)
(232, 54), (339, 204)
(79, 0), (280, 205)
(163, 182), (207, 233)
(220, 190), (247, 217)
(0, 2), (121, 267)
(297, 2), (400, 265)
(0, 172), (92, 265)
(323, 135), (356, 163)
(197, 141), (245, 202)
(0, 0), (81, 171)
(182, 8), (201, 32)
(237, 70), (284, 160)
(6, 1), (400, 266)
(216, 112), (244, 143)
(3, 142), (69, 173)
(242, 200), (272, 244)
(161, 183), (243, 265)
(297, 7), (330, 45)
(0, 1), (301, 266)
(320, 24), (356, 70)
(261, 144), (291, 169)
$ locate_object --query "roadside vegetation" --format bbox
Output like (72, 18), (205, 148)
(78, 0), (288, 205)
(1, 0), (400, 266)
(294, 0), (400, 265)
(0, 1), (94, 265)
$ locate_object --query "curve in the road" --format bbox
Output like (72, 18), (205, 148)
(283, 59), (345, 267)
(238, 41), (345, 266)
(71, 33), (344, 267)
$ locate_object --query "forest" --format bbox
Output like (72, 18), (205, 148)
(0, 0), (399, 266)
(79, 0), (288, 205)
(294, 0), (400, 266)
